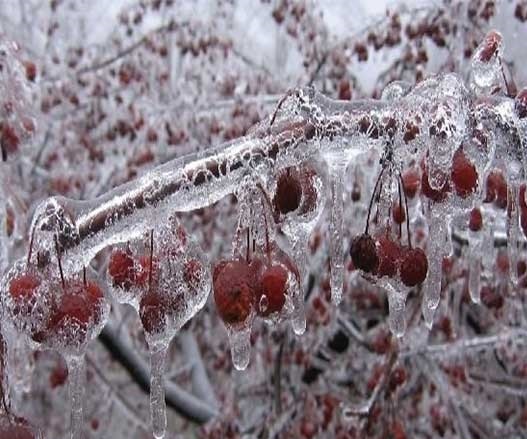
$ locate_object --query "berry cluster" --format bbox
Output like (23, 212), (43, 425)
(213, 183), (300, 328)
(3, 234), (108, 355)
(107, 222), (209, 344)
(350, 162), (428, 288)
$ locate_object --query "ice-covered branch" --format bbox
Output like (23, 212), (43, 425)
(28, 73), (525, 275)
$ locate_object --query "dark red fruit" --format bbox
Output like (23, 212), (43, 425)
(402, 167), (420, 199)
(515, 88), (527, 118)
(451, 148), (478, 198)
(24, 61), (37, 82)
(376, 235), (402, 277)
(139, 290), (168, 334)
(183, 258), (202, 289)
(273, 168), (302, 215)
(52, 281), (103, 330)
(392, 202), (405, 225)
(108, 249), (136, 289)
(256, 265), (287, 316)
(9, 273), (40, 303)
(350, 234), (378, 273)
(478, 30), (502, 62)
(213, 260), (255, 325)
(421, 161), (450, 202)
(468, 207), (483, 232)
(484, 170), (507, 209)
(399, 247), (428, 287)
(0, 416), (36, 439)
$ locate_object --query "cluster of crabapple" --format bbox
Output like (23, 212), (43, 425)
(107, 217), (210, 439)
(1, 231), (109, 439)
(0, 35), (37, 162)
(213, 165), (322, 370)
(350, 160), (428, 289)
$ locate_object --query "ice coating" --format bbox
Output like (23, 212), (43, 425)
(4, 29), (527, 382)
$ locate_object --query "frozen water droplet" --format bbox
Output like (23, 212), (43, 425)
(150, 346), (168, 439)
(228, 325), (251, 371)
(66, 355), (85, 439)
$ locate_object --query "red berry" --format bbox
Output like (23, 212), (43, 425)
(399, 247), (428, 287)
(478, 30), (502, 62)
(451, 148), (478, 198)
(139, 290), (169, 334)
(135, 255), (159, 287)
(273, 168), (302, 215)
(516, 88), (527, 119)
(8, 273), (40, 304)
(421, 161), (450, 202)
(24, 61), (37, 82)
(183, 258), (202, 289)
(392, 202), (405, 225)
(1, 123), (20, 156)
(0, 416), (36, 439)
(402, 167), (420, 199)
(350, 234), (378, 273)
(37, 280), (104, 344)
(108, 249), (136, 289)
(49, 359), (68, 389)
(213, 260), (255, 325)
(468, 207), (483, 232)
(256, 265), (287, 316)
(376, 235), (402, 277)
(484, 170), (507, 209)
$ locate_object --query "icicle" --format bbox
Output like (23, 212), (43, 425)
(66, 355), (85, 439)
(227, 326), (251, 371)
(289, 270), (306, 336)
(328, 162), (347, 306)
(150, 345), (168, 439)
(423, 206), (446, 328)
(507, 185), (520, 287)
(468, 230), (482, 304)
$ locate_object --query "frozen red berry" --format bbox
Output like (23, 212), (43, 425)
(392, 202), (406, 225)
(139, 290), (169, 334)
(451, 148), (478, 198)
(468, 207), (483, 232)
(256, 265), (287, 316)
(273, 168), (302, 215)
(213, 260), (255, 325)
(8, 273), (40, 304)
(402, 167), (420, 199)
(515, 88), (527, 119)
(108, 249), (136, 289)
(376, 235), (402, 277)
(399, 247), (428, 287)
(478, 30), (502, 62)
(350, 234), (378, 273)
(484, 170), (507, 209)
(421, 161), (450, 202)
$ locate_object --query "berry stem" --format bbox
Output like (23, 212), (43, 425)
(256, 183), (274, 264)
(396, 174), (403, 240)
(54, 235), (66, 289)
(398, 172), (412, 249)
(365, 165), (386, 235)
(27, 224), (37, 268)
(149, 229), (154, 292)
(83, 266), (87, 287)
